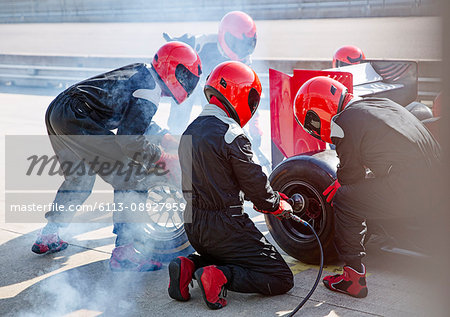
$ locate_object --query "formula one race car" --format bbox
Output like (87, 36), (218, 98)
(267, 60), (431, 264)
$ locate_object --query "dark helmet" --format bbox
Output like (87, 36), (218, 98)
(204, 61), (261, 127)
(218, 11), (257, 61)
(151, 41), (202, 104)
(332, 45), (365, 68)
(294, 76), (350, 143)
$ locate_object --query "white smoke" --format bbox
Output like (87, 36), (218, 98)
(16, 253), (148, 316)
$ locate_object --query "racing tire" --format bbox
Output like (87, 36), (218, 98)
(133, 180), (194, 262)
(266, 150), (339, 264)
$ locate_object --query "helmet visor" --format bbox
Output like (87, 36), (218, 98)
(304, 110), (321, 139)
(224, 32), (256, 59)
(335, 60), (352, 68)
(335, 54), (364, 68)
(175, 64), (200, 97)
(248, 87), (260, 115)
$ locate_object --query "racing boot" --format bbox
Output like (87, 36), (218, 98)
(194, 265), (228, 310)
(168, 256), (196, 301)
(109, 244), (162, 272)
(323, 264), (368, 298)
(32, 229), (68, 254)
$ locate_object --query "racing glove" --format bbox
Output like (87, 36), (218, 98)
(161, 133), (179, 151)
(253, 192), (293, 220)
(323, 180), (341, 203)
(155, 151), (181, 184)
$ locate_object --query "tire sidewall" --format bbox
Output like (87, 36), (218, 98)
(266, 152), (338, 264)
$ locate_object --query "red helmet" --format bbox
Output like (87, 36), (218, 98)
(294, 76), (349, 144)
(218, 11), (257, 61)
(151, 41), (202, 104)
(332, 45), (365, 68)
(204, 61), (261, 127)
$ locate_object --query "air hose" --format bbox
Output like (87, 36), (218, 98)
(286, 195), (324, 316)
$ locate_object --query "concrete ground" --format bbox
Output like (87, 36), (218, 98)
(0, 17), (444, 316)
(0, 90), (439, 317)
(0, 220), (435, 317)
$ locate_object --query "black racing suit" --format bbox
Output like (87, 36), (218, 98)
(331, 98), (441, 266)
(165, 34), (263, 158)
(178, 104), (293, 295)
(45, 63), (164, 247)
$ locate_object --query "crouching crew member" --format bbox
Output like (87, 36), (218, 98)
(163, 11), (264, 164)
(293, 76), (441, 298)
(33, 42), (201, 272)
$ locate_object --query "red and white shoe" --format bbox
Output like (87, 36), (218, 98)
(31, 230), (68, 254)
(109, 244), (162, 272)
(194, 265), (228, 310)
(168, 256), (196, 301)
(323, 264), (368, 298)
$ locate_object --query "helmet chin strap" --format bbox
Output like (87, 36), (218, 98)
(209, 96), (231, 117)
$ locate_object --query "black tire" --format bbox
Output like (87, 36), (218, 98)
(133, 181), (193, 262)
(266, 150), (339, 264)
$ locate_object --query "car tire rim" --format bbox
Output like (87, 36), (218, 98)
(279, 180), (327, 242)
(139, 182), (186, 242)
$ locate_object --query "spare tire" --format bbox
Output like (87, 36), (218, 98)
(133, 180), (194, 262)
(266, 150), (339, 264)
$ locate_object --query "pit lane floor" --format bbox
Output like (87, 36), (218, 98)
(0, 90), (438, 317)
(0, 15), (443, 316)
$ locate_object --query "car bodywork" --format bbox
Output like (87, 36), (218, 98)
(270, 60), (418, 166)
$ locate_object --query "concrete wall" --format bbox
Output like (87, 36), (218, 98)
(0, 0), (439, 23)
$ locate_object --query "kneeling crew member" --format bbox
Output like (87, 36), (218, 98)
(168, 61), (294, 309)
